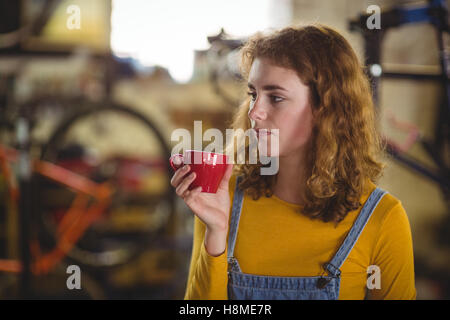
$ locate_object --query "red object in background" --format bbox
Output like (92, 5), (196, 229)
(56, 155), (166, 192)
(112, 156), (166, 192)
(170, 150), (229, 193)
(57, 158), (95, 176)
(0, 144), (112, 274)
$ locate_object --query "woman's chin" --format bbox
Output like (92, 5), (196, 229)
(258, 145), (280, 158)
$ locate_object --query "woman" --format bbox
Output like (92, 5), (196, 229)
(171, 24), (416, 300)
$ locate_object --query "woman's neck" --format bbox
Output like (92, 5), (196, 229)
(272, 150), (310, 206)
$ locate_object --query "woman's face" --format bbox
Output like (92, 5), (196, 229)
(247, 57), (315, 158)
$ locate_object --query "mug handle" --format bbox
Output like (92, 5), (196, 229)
(169, 153), (184, 171)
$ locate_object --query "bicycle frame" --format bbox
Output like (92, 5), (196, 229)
(349, 0), (450, 193)
(0, 144), (112, 275)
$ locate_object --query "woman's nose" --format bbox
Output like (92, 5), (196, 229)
(248, 99), (267, 122)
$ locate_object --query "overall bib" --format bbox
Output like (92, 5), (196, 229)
(227, 176), (388, 300)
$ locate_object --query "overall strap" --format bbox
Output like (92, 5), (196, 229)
(227, 175), (245, 260)
(324, 187), (388, 277)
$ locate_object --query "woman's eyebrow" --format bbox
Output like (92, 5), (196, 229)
(247, 82), (288, 92)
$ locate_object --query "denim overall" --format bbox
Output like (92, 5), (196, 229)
(227, 176), (388, 300)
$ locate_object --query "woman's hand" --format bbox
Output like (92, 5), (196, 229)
(170, 162), (234, 256)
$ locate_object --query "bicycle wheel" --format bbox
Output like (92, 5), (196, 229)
(35, 100), (176, 269)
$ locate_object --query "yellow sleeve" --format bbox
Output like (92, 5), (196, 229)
(367, 201), (417, 300)
(183, 216), (229, 300)
(183, 175), (237, 300)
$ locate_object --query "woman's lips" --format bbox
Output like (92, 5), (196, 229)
(255, 128), (272, 138)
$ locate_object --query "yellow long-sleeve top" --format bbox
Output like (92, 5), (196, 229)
(184, 174), (416, 300)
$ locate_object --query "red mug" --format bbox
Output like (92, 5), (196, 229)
(169, 150), (230, 193)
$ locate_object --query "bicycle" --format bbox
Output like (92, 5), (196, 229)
(0, 0), (181, 299)
(349, 0), (450, 298)
(348, 0), (450, 194)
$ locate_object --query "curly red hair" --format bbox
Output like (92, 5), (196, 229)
(227, 23), (387, 224)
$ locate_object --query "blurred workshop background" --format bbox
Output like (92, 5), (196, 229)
(0, 0), (449, 299)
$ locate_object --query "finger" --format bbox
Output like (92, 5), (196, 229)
(183, 185), (202, 204)
(184, 186), (202, 204)
(170, 165), (191, 187)
(175, 171), (196, 197)
(170, 164), (189, 187)
(172, 155), (183, 167)
(183, 186), (202, 210)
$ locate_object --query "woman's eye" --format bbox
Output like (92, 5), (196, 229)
(247, 92), (283, 103)
(271, 95), (284, 103)
(247, 91), (257, 101)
